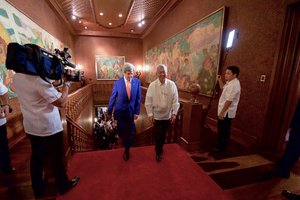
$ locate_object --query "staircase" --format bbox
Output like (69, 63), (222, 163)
(0, 136), (58, 199)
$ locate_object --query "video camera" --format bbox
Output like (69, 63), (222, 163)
(5, 43), (79, 84)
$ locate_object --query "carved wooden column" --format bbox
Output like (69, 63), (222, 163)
(179, 99), (205, 151)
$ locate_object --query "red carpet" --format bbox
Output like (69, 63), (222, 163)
(58, 144), (234, 200)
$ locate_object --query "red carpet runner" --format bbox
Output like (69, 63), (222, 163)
(58, 144), (234, 200)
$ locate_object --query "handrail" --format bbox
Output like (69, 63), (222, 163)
(133, 104), (184, 146)
(133, 125), (155, 146)
(66, 113), (97, 152)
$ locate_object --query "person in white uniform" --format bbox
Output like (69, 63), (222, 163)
(213, 66), (241, 153)
(13, 73), (79, 197)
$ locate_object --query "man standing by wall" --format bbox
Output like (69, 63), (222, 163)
(107, 63), (141, 161)
(145, 64), (180, 161)
(13, 73), (79, 198)
(213, 66), (241, 153)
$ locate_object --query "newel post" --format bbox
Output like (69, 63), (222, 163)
(179, 99), (206, 151)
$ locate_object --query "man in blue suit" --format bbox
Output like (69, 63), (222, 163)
(107, 63), (141, 161)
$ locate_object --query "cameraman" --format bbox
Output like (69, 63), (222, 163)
(13, 73), (79, 197)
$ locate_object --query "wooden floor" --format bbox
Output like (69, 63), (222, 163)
(1, 136), (300, 200)
(189, 143), (300, 200)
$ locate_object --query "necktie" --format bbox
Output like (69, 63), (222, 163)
(126, 80), (131, 100)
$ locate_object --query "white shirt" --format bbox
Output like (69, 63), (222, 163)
(0, 82), (8, 126)
(145, 78), (180, 120)
(13, 73), (63, 136)
(124, 77), (131, 85)
(218, 78), (241, 118)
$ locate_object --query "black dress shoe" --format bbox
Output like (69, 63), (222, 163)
(156, 154), (162, 162)
(282, 190), (300, 200)
(123, 151), (130, 161)
(59, 176), (80, 195)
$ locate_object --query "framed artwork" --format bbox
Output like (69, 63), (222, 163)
(0, 0), (67, 98)
(95, 55), (125, 80)
(145, 7), (226, 96)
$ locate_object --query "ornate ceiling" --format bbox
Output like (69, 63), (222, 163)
(46, 0), (182, 38)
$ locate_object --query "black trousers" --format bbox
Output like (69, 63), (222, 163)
(154, 120), (170, 155)
(27, 132), (69, 195)
(216, 116), (232, 151)
(277, 128), (300, 176)
(0, 124), (12, 173)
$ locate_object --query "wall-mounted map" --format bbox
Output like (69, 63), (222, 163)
(0, 0), (69, 98)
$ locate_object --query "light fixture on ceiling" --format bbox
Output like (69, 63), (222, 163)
(118, 13), (123, 18)
(108, 22), (112, 26)
(84, 26), (87, 29)
(130, 29), (134, 33)
(72, 15), (77, 20)
(100, 12), (104, 16)
(78, 20), (82, 24)
(138, 20), (145, 27)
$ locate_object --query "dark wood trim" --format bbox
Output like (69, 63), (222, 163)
(261, 2), (300, 152)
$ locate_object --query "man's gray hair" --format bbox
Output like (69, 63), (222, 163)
(157, 64), (168, 73)
(123, 62), (135, 73)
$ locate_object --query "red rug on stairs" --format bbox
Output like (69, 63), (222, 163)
(57, 144), (234, 200)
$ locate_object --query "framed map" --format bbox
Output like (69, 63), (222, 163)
(95, 55), (125, 80)
(0, 0), (69, 98)
(145, 7), (226, 96)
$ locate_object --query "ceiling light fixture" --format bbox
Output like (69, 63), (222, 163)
(118, 14), (123, 18)
(84, 26), (87, 29)
(138, 22), (142, 27)
(130, 29), (134, 32)
(108, 22), (112, 26)
(78, 20), (82, 24)
(72, 15), (77, 20)
(141, 20), (145, 25)
(100, 12), (104, 16)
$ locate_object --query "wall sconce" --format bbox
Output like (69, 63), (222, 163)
(76, 63), (83, 70)
(134, 65), (143, 79)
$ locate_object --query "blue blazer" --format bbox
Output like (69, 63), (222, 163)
(108, 77), (141, 120)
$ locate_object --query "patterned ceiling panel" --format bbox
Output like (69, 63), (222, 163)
(46, 0), (181, 38)
(93, 0), (132, 29)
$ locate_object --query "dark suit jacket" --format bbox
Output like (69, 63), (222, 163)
(107, 77), (141, 121)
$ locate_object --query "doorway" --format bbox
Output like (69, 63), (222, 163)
(262, 2), (300, 153)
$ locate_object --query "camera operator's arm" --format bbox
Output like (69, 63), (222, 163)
(52, 82), (70, 108)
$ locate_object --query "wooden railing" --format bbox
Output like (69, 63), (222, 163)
(65, 85), (93, 120)
(66, 116), (97, 152)
(64, 84), (96, 153)
(64, 82), (184, 152)
(167, 104), (184, 143)
(133, 104), (184, 146)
